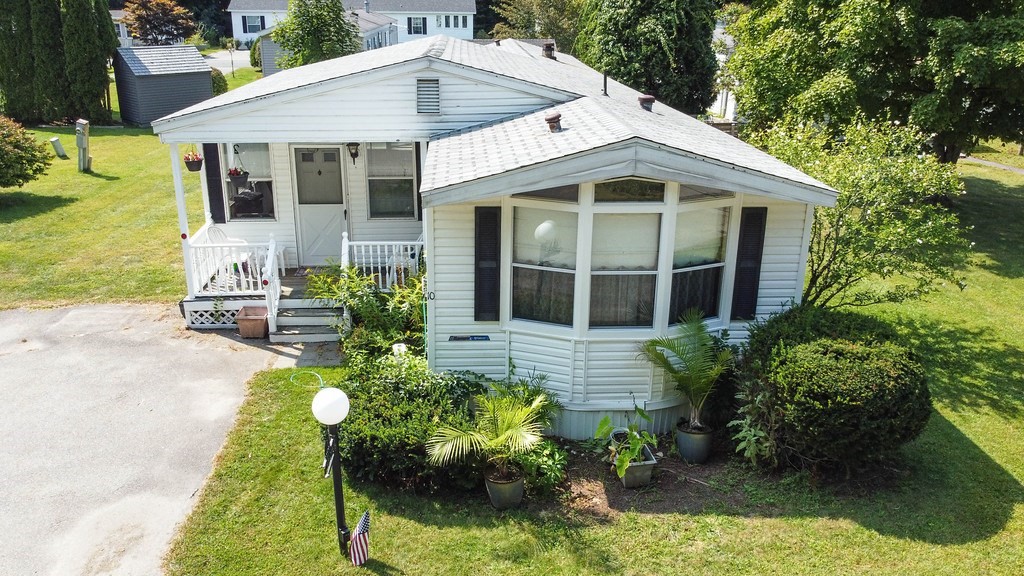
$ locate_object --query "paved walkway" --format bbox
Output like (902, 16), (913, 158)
(961, 155), (1024, 175)
(0, 304), (339, 575)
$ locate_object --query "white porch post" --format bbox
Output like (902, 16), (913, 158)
(170, 144), (197, 298)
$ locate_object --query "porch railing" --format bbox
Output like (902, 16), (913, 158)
(188, 223), (273, 297)
(263, 238), (281, 332)
(341, 232), (424, 291)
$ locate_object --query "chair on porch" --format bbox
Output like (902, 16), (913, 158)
(205, 226), (288, 277)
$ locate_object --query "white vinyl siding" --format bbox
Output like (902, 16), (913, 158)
(157, 66), (560, 143)
(427, 204), (508, 378)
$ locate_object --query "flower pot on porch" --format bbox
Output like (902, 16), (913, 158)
(228, 171), (249, 188)
(184, 158), (203, 172)
(236, 306), (268, 338)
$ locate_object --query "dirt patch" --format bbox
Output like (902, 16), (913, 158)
(553, 439), (748, 520)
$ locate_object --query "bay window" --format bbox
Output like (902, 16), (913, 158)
(512, 206), (577, 325)
(670, 207), (729, 321)
(590, 213), (660, 327)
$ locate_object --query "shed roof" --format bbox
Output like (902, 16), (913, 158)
(116, 46), (210, 76)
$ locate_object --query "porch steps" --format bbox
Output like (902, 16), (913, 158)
(269, 272), (343, 343)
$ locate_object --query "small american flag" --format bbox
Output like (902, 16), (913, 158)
(350, 510), (371, 566)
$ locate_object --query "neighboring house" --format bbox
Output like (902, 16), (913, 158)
(151, 36), (836, 439)
(258, 11), (397, 76)
(341, 1), (475, 43)
(113, 46), (212, 126)
(226, 0), (288, 44)
(110, 9), (135, 48)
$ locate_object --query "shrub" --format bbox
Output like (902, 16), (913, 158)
(211, 68), (227, 95)
(514, 438), (568, 496)
(305, 264), (424, 360)
(769, 339), (931, 471)
(250, 37), (262, 70)
(336, 355), (485, 490)
(0, 116), (52, 188)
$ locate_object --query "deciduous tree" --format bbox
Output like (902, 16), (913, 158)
(491, 0), (584, 53)
(576, 0), (717, 115)
(272, 0), (360, 69)
(123, 0), (196, 46)
(0, 115), (52, 188)
(755, 120), (972, 308)
(727, 0), (1024, 163)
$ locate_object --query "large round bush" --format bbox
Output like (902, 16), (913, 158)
(770, 338), (931, 469)
(336, 355), (483, 490)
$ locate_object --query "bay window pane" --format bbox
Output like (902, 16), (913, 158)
(670, 266), (723, 322)
(590, 274), (655, 327)
(513, 207), (577, 269)
(592, 213), (659, 270)
(512, 267), (574, 325)
(675, 207), (729, 267)
(594, 179), (664, 202)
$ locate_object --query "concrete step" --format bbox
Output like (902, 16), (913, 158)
(276, 308), (342, 327)
(278, 298), (340, 310)
(270, 325), (339, 343)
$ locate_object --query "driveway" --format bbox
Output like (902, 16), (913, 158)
(203, 49), (251, 73)
(0, 304), (281, 575)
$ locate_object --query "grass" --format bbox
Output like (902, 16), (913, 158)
(164, 165), (1024, 574)
(225, 67), (261, 90)
(971, 139), (1024, 170)
(0, 69), (264, 309)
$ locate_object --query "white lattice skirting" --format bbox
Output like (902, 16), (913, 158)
(182, 298), (262, 329)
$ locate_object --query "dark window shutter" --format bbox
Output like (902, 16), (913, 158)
(423, 18), (427, 34)
(202, 143), (226, 224)
(259, 16), (265, 29)
(407, 17), (412, 34)
(475, 207), (501, 321)
(414, 142), (422, 221)
(731, 207), (767, 320)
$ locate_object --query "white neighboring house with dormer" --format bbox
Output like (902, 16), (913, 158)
(226, 0), (289, 44)
(342, 1), (475, 43)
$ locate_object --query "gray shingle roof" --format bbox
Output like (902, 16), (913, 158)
(155, 36), (833, 198)
(116, 46), (210, 76)
(226, 0), (288, 11)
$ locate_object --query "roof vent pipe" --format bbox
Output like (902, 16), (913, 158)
(639, 95), (656, 111)
(364, 0), (369, 12)
(545, 112), (562, 132)
(542, 42), (556, 59)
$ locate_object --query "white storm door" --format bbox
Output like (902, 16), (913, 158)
(295, 148), (346, 265)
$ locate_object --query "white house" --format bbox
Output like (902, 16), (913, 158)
(109, 10), (135, 48)
(151, 36), (835, 439)
(226, 0), (288, 44)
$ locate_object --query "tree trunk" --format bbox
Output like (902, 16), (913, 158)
(932, 138), (961, 164)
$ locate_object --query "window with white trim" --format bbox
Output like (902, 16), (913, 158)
(670, 207), (730, 322)
(408, 17), (426, 35)
(223, 143), (274, 220)
(462, 15), (468, 28)
(590, 213), (661, 327)
(243, 15), (264, 34)
(512, 206), (577, 325)
(367, 142), (417, 219)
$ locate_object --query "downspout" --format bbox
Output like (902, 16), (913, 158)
(170, 144), (196, 299)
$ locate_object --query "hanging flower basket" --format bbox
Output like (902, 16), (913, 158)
(183, 149), (204, 172)
(227, 168), (249, 188)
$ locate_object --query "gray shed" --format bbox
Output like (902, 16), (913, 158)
(113, 46), (212, 126)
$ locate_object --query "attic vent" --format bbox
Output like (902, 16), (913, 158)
(416, 78), (440, 114)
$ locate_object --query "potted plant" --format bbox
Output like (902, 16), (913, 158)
(594, 404), (658, 488)
(183, 147), (203, 172)
(637, 309), (733, 463)
(227, 166), (249, 188)
(427, 393), (551, 509)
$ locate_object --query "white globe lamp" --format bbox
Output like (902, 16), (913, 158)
(311, 387), (350, 426)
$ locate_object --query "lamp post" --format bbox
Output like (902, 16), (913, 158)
(311, 387), (351, 557)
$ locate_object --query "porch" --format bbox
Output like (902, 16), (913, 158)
(180, 225), (423, 343)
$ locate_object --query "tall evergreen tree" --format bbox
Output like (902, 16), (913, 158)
(95, 0), (120, 55)
(0, 1), (38, 121)
(29, 0), (70, 122)
(576, 0), (718, 116)
(63, 0), (110, 121)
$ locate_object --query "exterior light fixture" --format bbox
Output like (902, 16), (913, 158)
(346, 142), (360, 165)
(311, 387), (352, 556)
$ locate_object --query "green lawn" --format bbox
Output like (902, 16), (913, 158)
(972, 139), (1024, 170)
(164, 164), (1024, 574)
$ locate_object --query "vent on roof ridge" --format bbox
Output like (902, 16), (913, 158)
(542, 42), (556, 59)
(545, 112), (562, 132)
(417, 78), (440, 114)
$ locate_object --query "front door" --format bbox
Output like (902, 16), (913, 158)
(295, 148), (346, 265)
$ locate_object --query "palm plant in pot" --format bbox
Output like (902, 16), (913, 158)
(427, 392), (552, 509)
(637, 309), (733, 463)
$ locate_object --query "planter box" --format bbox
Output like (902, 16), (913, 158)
(237, 306), (268, 339)
(620, 444), (657, 489)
